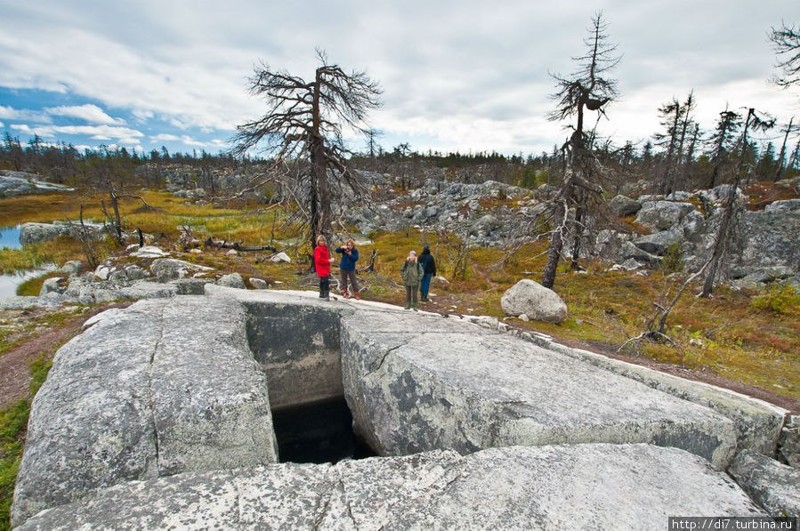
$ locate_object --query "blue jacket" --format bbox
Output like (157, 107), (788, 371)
(335, 246), (359, 271)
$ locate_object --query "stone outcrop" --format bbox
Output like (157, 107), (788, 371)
(12, 288), (792, 526)
(11, 296), (278, 526)
(17, 445), (764, 530)
(729, 450), (800, 517)
(593, 184), (800, 286)
(0, 171), (75, 197)
(18, 221), (105, 245)
(500, 279), (568, 323)
(341, 307), (736, 468)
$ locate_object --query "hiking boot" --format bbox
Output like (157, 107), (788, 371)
(342, 288), (350, 299)
(354, 292), (361, 300)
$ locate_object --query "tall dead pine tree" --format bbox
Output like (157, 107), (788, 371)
(232, 49), (382, 249)
(700, 108), (774, 297)
(542, 13), (620, 289)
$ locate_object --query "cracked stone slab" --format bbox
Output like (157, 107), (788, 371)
(530, 337), (788, 456)
(342, 311), (738, 469)
(11, 296), (278, 527)
(17, 444), (764, 530)
(729, 449), (800, 517)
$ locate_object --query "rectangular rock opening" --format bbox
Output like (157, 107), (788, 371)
(244, 302), (344, 409)
(271, 397), (377, 463)
(243, 301), (378, 463)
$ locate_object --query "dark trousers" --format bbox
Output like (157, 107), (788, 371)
(319, 276), (330, 298)
(340, 269), (359, 293)
(405, 285), (418, 307)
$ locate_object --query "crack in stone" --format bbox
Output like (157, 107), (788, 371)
(147, 301), (167, 476)
(367, 343), (404, 377)
(312, 477), (335, 530)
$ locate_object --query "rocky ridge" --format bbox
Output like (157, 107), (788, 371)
(10, 287), (796, 527)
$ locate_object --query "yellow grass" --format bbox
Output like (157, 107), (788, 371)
(1, 189), (798, 403)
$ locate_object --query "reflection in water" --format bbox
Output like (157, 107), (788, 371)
(0, 225), (22, 250)
(0, 265), (57, 300)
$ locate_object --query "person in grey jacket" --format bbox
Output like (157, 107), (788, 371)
(401, 250), (423, 311)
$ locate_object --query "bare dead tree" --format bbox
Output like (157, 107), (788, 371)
(774, 116), (797, 181)
(543, 12), (620, 289)
(770, 22), (800, 89)
(706, 107), (742, 189)
(232, 49), (382, 251)
(701, 107), (775, 297)
(618, 257), (714, 355)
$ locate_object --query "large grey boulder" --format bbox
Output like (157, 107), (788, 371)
(634, 200), (696, 232)
(526, 337), (787, 456)
(633, 227), (683, 255)
(730, 206), (800, 278)
(0, 171), (75, 197)
(500, 279), (567, 324)
(17, 445), (764, 530)
(729, 450), (800, 517)
(609, 194), (641, 216)
(13, 288), (788, 527)
(150, 258), (213, 281)
(19, 221), (104, 245)
(11, 296), (278, 526)
(341, 310), (737, 469)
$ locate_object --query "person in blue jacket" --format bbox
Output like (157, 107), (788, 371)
(417, 244), (436, 303)
(335, 238), (361, 299)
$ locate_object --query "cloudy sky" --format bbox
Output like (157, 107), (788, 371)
(1, 1), (798, 158)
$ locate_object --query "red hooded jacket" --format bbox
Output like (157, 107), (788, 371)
(313, 244), (331, 277)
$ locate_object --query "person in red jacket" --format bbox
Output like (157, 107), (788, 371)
(313, 234), (335, 300)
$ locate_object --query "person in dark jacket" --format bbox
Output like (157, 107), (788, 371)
(401, 250), (423, 311)
(313, 235), (335, 300)
(417, 244), (436, 303)
(335, 238), (360, 299)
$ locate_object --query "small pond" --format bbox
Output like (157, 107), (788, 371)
(0, 225), (22, 250)
(0, 225), (57, 299)
(0, 265), (57, 299)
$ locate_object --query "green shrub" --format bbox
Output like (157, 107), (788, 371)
(0, 399), (29, 531)
(659, 242), (684, 274)
(750, 283), (800, 314)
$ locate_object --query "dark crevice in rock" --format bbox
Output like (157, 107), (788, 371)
(367, 343), (404, 377)
(146, 301), (166, 475)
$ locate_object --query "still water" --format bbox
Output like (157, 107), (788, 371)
(0, 225), (22, 250)
(0, 225), (57, 299)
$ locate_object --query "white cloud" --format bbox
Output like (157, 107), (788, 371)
(0, 105), (51, 123)
(1, 1), (798, 155)
(46, 104), (125, 125)
(10, 123), (144, 145)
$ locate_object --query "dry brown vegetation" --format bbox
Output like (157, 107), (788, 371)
(1, 189), (798, 412)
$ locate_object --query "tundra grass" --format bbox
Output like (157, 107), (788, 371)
(0, 353), (55, 531)
(4, 190), (798, 404)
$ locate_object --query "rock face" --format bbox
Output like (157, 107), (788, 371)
(341, 309), (736, 468)
(12, 288), (791, 526)
(11, 296), (278, 526)
(17, 444), (765, 530)
(18, 221), (105, 244)
(500, 279), (568, 323)
(729, 450), (800, 517)
(0, 171), (75, 197)
(592, 185), (800, 285)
